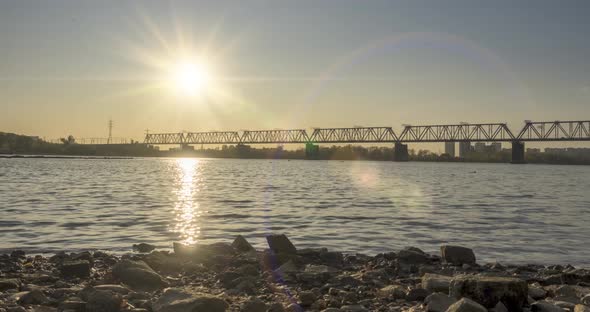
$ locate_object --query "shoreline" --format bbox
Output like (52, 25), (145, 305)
(1, 235), (589, 312)
(3, 153), (590, 166)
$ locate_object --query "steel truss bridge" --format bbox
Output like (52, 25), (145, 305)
(144, 120), (590, 145)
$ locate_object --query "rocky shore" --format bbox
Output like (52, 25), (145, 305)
(1, 235), (590, 312)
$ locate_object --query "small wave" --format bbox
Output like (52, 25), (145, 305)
(60, 222), (93, 229)
(207, 213), (250, 219)
(0, 221), (24, 226)
(216, 199), (254, 204)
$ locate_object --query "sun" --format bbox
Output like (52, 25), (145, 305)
(171, 61), (211, 96)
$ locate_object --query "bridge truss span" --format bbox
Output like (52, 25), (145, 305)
(309, 127), (398, 143)
(240, 129), (309, 144)
(397, 123), (515, 142)
(183, 131), (241, 144)
(516, 120), (590, 141)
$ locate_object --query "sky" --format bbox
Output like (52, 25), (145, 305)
(1, 0), (590, 143)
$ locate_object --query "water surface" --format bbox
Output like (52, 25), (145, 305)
(1, 158), (589, 265)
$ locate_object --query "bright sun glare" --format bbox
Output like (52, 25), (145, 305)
(171, 61), (211, 96)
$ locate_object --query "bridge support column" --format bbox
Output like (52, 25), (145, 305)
(305, 142), (319, 160)
(511, 141), (525, 164)
(393, 142), (409, 162)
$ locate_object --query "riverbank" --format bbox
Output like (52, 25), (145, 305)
(1, 235), (589, 312)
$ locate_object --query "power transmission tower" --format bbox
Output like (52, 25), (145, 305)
(108, 119), (113, 144)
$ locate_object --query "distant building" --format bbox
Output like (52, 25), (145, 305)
(474, 142), (486, 153)
(459, 142), (472, 158)
(444, 142), (455, 157)
(490, 142), (502, 152)
(527, 148), (541, 154)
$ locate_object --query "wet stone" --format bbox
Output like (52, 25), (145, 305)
(0, 279), (20, 291)
(15, 289), (49, 305)
(152, 288), (229, 312)
(530, 301), (564, 312)
(111, 260), (168, 291)
(132, 243), (156, 253)
(231, 235), (255, 253)
(85, 289), (123, 312)
(421, 273), (452, 294)
(424, 292), (456, 312)
(60, 260), (91, 278)
(450, 275), (528, 312)
(440, 245), (476, 265)
(266, 234), (297, 255)
(241, 297), (267, 312)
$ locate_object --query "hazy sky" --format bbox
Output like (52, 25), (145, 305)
(1, 0), (590, 141)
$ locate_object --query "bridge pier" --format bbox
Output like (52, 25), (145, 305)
(511, 141), (525, 164)
(393, 142), (409, 162)
(305, 142), (319, 160)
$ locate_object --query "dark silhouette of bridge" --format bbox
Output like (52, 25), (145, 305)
(143, 120), (590, 163)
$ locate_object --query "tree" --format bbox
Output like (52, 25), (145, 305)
(60, 135), (76, 145)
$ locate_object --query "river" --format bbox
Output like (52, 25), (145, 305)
(1, 157), (589, 265)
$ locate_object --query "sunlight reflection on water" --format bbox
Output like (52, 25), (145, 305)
(2, 158), (590, 265)
(172, 158), (201, 244)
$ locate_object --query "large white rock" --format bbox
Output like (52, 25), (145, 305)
(422, 274), (453, 294)
(449, 275), (528, 311)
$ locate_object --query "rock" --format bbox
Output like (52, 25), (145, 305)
(398, 248), (428, 264)
(531, 301), (565, 312)
(422, 273), (453, 294)
(152, 288), (228, 312)
(132, 243), (156, 253)
(241, 297), (267, 312)
(424, 293), (456, 312)
(94, 284), (130, 295)
(231, 235), (255, 252)
(491, 301), (509, 312)
(0, 278), (20, 291)
(554, 301), (576, 310)
(173, 242), (196, 257)
(275, 260), (299, 275)
(340, 305), (369, 312)
(268, 303), (286, 312)
(449, 275), (528, 311)
(575, 305), (590, 312)
(60, 260), (91, 278)
(266, 234), (297, 254)
(529, 286), (547, 300)
(285, 303), (304, 312)
(299, 291), (317, 306)
(15, 289), (49, 305)
(112, 260), (168, 291)
(554, 285), (578, 298)
(446, 298), (487, 312)
(377, 285), (406, 299)
(406, 288), (431, 301)
(59, 300), (86, 311)
(440, 246), (476, 265)
(85, 289), (123, 312)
